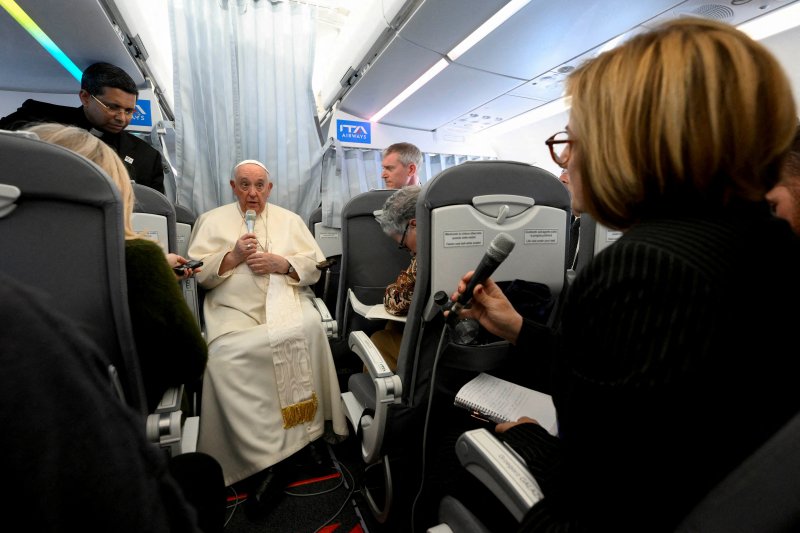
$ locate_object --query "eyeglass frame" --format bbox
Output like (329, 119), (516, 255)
(545, 130), (574, 169)
(90, 93), (135, 118)
(398, 222), (411, 251)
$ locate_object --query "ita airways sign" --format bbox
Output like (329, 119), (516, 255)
(130, 99), (152, 127)
(336, 119), (371, 144)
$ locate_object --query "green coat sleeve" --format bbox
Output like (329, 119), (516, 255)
(125, 239), (208, 411)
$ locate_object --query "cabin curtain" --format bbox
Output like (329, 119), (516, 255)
(169, 0), (321, 221)
(319, 142), (494, 228)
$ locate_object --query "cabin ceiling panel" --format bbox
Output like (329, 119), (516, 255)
(439, 93), (549, 136)
(397, 0), (508, 55)
(450, 0), (682, 80)
(378, 62), (524, 131)
(332, 0), (685, 130)
(0, 0), (145, 93)
(334, 0), (800, 134)
(338, 36), (443, 119)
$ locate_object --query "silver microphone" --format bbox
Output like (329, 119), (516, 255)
(245, 209), (256, 233)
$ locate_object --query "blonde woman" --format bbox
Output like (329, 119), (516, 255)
(28, 123), (207, 413)
(450, 18), (800, 531)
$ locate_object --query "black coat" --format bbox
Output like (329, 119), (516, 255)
(503, 203), (800, 532)
(0, 99), (165, 194)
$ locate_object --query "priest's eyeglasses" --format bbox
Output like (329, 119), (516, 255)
(91, 94), (135, 118)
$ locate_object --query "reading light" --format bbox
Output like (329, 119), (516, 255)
(370, 0), (533, 123)
(476, 97), (571, 137)
(738, 0), (800, 40)
(0, 0), (82, 82)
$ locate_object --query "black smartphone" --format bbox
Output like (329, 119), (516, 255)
(173, 259), (203, 274)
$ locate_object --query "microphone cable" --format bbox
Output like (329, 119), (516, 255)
(410, 317), (451, 533)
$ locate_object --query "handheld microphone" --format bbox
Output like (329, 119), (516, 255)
(445, 232), (515, 318)
(245, 209), (256, 233)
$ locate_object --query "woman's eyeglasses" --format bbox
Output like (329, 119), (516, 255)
(398, 222), (411, 251)
(545, 131), (574, 168)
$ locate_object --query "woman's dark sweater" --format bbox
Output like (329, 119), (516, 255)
(502, 204), (800, 532)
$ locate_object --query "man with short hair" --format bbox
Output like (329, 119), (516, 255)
(381, 142), (422, 189)
(0, 62), (165, 193)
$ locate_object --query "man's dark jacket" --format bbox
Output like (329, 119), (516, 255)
(0, 99), (165, 194)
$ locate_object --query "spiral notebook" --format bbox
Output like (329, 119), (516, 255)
(455, 372), (558, 436)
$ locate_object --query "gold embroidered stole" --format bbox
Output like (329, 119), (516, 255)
(266, 272), (318, 428)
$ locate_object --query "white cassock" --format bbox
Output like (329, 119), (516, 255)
(188, 202), (347, 486)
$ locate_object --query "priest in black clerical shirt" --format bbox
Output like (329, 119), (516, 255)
(0, 62), (165, 194)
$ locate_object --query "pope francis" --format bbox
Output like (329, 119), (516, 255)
(188, 159), (347, 488)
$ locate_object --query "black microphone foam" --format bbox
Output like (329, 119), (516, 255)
(446, 232), (515, 317)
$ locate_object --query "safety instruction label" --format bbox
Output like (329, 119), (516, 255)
(443, 230), (484, 247)
(524, 229), (558, 244)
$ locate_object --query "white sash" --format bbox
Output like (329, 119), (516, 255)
(265, 272), (317, 428)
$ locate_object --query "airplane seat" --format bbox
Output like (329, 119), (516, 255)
(307, 205), (343, 324)
(131, 183), (201, 454)
(131, 185), (201, 328)
(428, 495), (492, 533)
(131, 183), (177, 254)
(567, 212), (622, 284)
(173, 202), (197, 258)
(430, 407), (800, 533)
(334, 189), (410, 368)
(0, 129), (147, 414)
(341, 161), (571, 528)
(307, 205), (322, 233)
(172, 201), (204, 336)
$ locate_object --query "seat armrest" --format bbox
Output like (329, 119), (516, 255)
(349, 330), (393, 377)
(146, 385), (199, 457)
(456, 428), (544, 522)
(312, 297), (338, 338)
(343, 331), (402, 463)
(155, 384), (184, 413)
(146, 409), (183, 455)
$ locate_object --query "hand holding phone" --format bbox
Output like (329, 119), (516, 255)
(173, 259), (203, 274)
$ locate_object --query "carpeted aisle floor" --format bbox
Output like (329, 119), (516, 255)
(222, 438), (376, 533)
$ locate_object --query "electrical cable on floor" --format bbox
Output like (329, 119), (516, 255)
(224, 484), (243, 527)
(283, 470), (345, 497)
(410, 325), (450, 533)
(312, 459), (357, 533)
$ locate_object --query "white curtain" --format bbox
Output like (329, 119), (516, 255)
(319, 141), (494, 228)
(169, 0), (321, 221)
